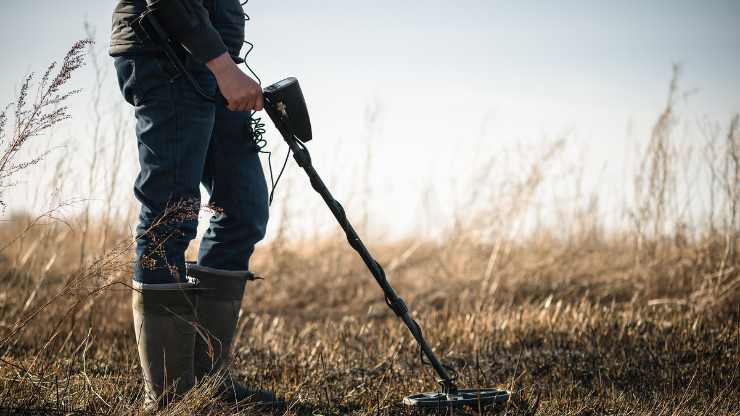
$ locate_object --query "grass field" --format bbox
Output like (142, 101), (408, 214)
(0, 223), (738, 415)
(0, 45), (738, 415)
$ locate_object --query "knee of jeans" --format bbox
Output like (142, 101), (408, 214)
(213, 205), (268, 240)
(137, 214), (199, 246)
(138, 192), (202, 229)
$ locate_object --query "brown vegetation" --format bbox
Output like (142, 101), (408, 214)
(0, 49), (737, 415)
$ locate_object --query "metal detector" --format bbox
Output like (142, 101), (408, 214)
(262, 78), (510, 408)
(134, 7), (510, 407)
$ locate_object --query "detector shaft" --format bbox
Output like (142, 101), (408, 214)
(282, 134), (457, 392)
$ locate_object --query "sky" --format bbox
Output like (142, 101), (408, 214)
(0, 0), (739, 239)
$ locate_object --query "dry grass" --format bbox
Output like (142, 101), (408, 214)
(0, 50), (738, 415)
(0, 228), (737, 415)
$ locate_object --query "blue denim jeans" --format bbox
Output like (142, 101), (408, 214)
(114, 54), (269, 284)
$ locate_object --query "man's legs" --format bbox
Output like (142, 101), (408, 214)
(198, 107), (269, 271)
(190, 104), (272, 403)
(115, 54), (217, 408)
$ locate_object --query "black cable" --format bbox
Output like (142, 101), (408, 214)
(247, 113), (291, 206)
(238, 0), (290, 207)
(269, 145), (292, 205)
(239, 0), (261, 85)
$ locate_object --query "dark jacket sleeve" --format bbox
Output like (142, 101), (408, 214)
(147, 0), (227, 63)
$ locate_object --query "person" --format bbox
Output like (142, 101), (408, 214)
(109, 0), (278, 410)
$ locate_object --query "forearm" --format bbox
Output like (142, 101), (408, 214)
(205, 52), (238, 78)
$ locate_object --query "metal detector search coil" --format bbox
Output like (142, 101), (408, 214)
(403, 389), (511, 408)
(263, 77), (511, 408)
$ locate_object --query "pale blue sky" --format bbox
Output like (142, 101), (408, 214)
(1, 1), (739, 238)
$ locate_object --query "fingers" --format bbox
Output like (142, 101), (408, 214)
(238, 96), (253, 112)
(226, 98), (247, 112)
(247, 93), (257, 112)
(227, 92), (262, 112)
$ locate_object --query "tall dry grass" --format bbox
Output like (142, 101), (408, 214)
(0, 48), (737, 416)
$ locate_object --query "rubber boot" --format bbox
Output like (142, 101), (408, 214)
(132, 279), (198, 411)
(187, 263), (282, 407)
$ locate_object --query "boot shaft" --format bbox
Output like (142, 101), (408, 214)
(186, 263), (251, 380)
(132, 283), (198, 408)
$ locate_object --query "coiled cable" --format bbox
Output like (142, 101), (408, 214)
(239, 0), (291, 206)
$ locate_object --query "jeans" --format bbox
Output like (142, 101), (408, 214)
(114, 54), (269, 284)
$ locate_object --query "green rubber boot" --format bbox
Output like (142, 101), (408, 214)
(187, 263), (283, 408)
(132, 279), (198, 411)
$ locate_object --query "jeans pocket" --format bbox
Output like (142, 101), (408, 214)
(114, 56), (136, 106)
(130, 55), (178, 106)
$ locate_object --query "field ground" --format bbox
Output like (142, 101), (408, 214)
(0, 227), (738, 415)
